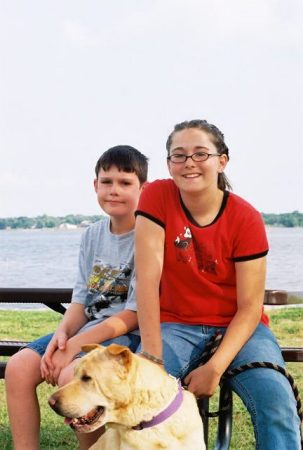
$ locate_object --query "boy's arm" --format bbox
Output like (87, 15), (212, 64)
(66, 309), (138, 353)
(43, 309), (138, 384)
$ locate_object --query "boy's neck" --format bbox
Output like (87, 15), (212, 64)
(110, 215), (135, 235)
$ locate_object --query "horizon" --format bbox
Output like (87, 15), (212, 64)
(1, 209), (303, 220)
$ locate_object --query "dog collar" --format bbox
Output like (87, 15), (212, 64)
(132, 380), (183, 430)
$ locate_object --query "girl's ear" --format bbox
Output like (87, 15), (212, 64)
(218, 154), (228, 172)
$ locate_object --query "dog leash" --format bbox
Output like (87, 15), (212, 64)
(197, 333), (303, 448)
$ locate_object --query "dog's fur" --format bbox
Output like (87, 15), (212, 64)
(49, 344), (205, 450)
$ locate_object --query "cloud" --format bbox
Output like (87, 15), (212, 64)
(62, 19), (100, 48)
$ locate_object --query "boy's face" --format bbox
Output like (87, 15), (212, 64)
(94, 166), (142, 219)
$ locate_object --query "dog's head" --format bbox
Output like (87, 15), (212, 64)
(48, 343), (135, 433)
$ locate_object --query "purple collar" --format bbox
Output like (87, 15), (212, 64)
(133, 380), (183, 430)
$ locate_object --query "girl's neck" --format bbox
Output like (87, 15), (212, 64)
(110, 215), (135, 235)
(180, 188), (224, 227)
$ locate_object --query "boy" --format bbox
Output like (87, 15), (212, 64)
(5, 145), (148, 450)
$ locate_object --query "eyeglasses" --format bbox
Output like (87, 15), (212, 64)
(167, 151), (222, 164)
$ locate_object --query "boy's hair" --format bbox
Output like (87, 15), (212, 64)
(95, 145), (148, 185)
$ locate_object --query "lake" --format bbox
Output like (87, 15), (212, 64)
(0, 227), (302, 309)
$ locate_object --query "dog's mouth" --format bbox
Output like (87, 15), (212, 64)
(64, 406), (105, 432)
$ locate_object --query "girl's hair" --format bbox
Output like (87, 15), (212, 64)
(166, 119), (232, 191)
(95, 145), (148, 185)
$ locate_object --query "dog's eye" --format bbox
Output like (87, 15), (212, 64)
(81, 374), (92, 382)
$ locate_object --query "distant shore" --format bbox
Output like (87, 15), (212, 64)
(0, 211), (302, 230)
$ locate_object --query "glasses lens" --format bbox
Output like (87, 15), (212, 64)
(170, 154), (186, 163)
(192, 152), (208, 162)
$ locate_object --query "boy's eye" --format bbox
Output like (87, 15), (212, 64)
(121, 181), (131, 186)
(100, 180), (111, 184)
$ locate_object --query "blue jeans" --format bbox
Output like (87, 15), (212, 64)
(138, 323), (300, 450)
(26, 332), (141, 357)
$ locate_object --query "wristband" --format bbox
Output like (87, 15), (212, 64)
(139, 351), (164, 365)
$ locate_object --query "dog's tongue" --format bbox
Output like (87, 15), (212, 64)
(64, 417), (73, 425)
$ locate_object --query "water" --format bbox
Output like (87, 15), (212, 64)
(265, 227), (303, 291)
(0, 229), (82, 288)
(0, 227), (302, 309)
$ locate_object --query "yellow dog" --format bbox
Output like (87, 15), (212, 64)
(49, 344), (205, 450)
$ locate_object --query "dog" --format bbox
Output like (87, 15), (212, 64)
(49, 343), (205, 450)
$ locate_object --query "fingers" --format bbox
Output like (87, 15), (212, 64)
(57, 332), (67, 351)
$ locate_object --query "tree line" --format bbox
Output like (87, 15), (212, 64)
(261, 211), (303, 228)
(0, 211), (302, 230)
(0, 214), (102, 230)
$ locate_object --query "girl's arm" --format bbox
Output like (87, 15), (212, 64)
(135, 215), (165, 360)
(185, 256), (266, 396)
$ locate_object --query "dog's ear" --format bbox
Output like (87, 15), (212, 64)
(106, 344), (132, 369)
(81, 343), (101, 353)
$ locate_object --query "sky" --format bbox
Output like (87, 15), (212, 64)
(0, 0), (302, 217)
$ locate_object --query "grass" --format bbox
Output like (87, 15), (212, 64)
(0, 307), (302, 449)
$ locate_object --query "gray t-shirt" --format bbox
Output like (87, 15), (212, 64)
(72, 218), (138, 335)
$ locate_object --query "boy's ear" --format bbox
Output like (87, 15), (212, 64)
(140, 181), (149, 191)
(93, 178), (98, 193)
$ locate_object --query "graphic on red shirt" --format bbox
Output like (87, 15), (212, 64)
(174, 226), (218, 274)
(192, 236), (218, 274)
(174, 227), (194, 263)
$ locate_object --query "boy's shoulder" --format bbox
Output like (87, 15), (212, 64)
(82, 218), (109, 239)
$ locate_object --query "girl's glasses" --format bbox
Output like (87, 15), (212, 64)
(167, 152), (221, 164)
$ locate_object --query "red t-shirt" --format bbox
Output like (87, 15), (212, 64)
(136, 179), (269, 327)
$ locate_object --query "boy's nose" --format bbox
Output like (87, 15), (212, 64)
(109, 184), (119, 195)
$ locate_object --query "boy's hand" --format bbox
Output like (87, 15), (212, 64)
(43, 344), (75, 385)
(40, 330), (68, 380)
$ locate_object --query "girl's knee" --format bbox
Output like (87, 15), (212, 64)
(233, 368), (296, 414)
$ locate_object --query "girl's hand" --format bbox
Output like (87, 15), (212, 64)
(184, 363), (222, 398)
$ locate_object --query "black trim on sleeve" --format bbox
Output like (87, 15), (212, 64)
(135, 210), (166, 229)
(232, 250), (269, 262)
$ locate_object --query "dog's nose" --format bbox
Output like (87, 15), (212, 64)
(48, 396), (56, 407)
(48, 394), (59, 412)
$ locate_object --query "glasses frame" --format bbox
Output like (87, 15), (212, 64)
(167, 151), (222, 164)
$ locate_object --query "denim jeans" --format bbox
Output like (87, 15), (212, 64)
(138, 322), (300, 450)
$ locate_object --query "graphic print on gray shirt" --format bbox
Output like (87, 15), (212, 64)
(71, 218), (137, 324)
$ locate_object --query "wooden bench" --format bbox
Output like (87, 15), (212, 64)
(0, 288), (302, 449)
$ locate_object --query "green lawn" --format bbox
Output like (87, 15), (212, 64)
(0, 307), (302, 449)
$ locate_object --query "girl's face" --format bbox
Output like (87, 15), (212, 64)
(167, 128), (228, 194)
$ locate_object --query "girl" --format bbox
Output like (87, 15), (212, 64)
(135, 119), (300, 449)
